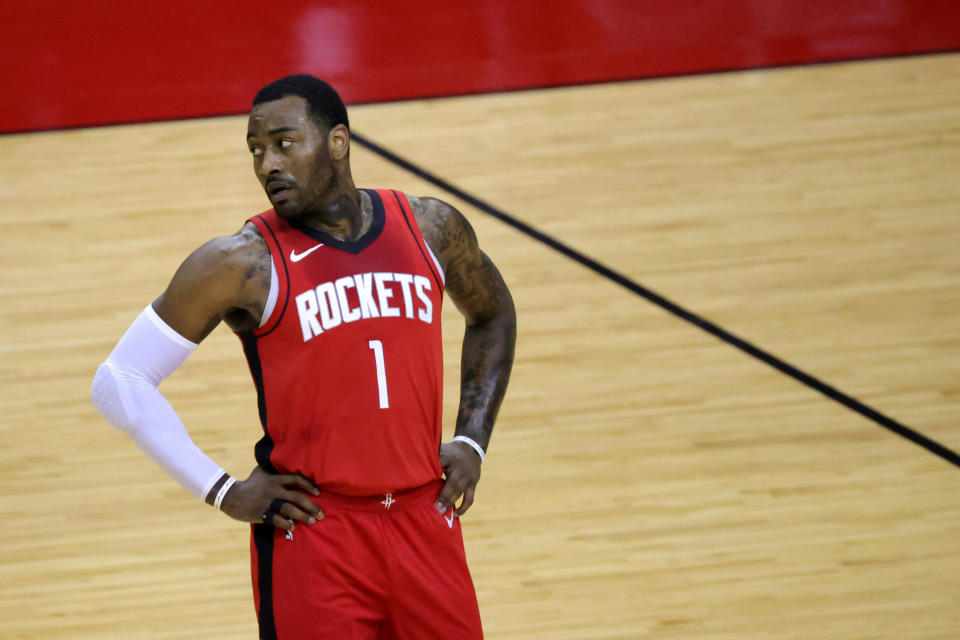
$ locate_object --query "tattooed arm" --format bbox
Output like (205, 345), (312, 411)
(408, 196), (517, 517)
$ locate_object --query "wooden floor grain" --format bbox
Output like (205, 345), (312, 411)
(1, 53), (957, 638)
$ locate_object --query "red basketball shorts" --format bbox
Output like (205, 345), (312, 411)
(249, 479), (483, 639)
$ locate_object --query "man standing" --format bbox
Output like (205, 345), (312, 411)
(91, 74), (515, 639)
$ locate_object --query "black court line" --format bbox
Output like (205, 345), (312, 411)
(353, 132), (960, 470)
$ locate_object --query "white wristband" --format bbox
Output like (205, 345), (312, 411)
(213, 476), (237, 511)
(452, 435), (485, 463)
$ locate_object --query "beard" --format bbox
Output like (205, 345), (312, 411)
(269, 167), (339, 222)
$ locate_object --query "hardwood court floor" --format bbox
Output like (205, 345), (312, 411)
(1, 53), (958, 638)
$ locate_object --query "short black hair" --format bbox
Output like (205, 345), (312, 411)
(252, 74), (349, 131)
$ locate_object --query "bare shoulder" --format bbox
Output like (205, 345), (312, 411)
(153, 222), (271, 342)
(405, 195), (476, 271)
(406, 195), (513, 324)
(195, 222), (269, 276)
(168, 223), (269, 294)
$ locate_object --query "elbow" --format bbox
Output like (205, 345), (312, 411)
(468, 302), (516, 336)
(91, 362), (136, 433)
(494, 289), (517, 338)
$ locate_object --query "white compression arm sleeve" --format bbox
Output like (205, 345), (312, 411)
(91, 305), (225, 500)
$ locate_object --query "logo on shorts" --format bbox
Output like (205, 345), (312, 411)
(381, 493), (396, 510)
(444, 511), (455, 528)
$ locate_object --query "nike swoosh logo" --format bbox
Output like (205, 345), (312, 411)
(445, 512), (455, 528)
(289, 243), (324, 263)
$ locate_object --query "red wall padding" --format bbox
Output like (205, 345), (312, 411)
(2, 0), (958, 133)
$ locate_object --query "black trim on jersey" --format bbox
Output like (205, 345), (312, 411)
(240, 331), (278, 474)
(256, 214), (291, 337)
(287, 188), (385, 255)
(253, 524), (278, 640)
(392, 190), (443, 292)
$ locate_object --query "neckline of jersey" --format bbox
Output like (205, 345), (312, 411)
(286, 188), (386, 255)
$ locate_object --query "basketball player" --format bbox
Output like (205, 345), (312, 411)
(91, 75), (515, 639)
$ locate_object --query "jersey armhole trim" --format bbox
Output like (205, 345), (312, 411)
(423, 240), (445, 286)
(391, 190), (444, 292)
(258, 258), (279, 328)
(249, 213), (290, 337)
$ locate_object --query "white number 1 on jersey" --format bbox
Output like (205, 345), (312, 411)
(368, 340), (389, 409)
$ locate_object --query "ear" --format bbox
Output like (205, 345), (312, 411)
(327, 124), (350, 161)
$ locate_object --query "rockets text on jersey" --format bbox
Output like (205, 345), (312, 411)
(294, 271), (434, 342)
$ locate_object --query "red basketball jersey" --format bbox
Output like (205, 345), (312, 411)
(241, 189), (445, 495)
